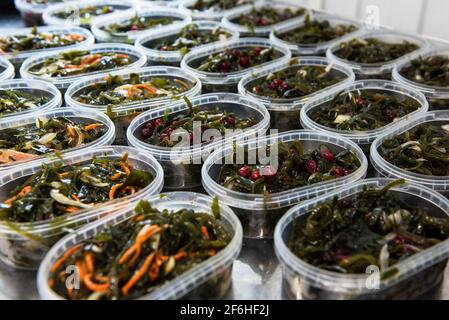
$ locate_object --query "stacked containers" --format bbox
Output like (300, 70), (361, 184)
(0, 57), (15, 80)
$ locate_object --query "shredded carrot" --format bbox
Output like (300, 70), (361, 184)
(71, 194), (81, 202)
(201, 226), (210, 240)
(95, 275), (109, 282)
(134, 83), (157, 94)
(208, 249), (217, 257)
(66, 124), (76, 137)
(173, 251), (187, 261)
(84, 274), (109, 292)
(128, 225), (161, 266)
(83, 123), (103, 131)
(109, 183), (123, 200)
(149, 260), (160, 282)
(4, 186), (32, 205)
(115, 53), (129, 59)
(65, 206), (80, 214)
(110, 172), (122, 180)
(65, 33), (85, 41)
(134, 214), (144, 222)
(85, 252), (95, 273)
(48, 278), (55, 288)
(121, 252), (155, 296)
(50, 244), (82, 273)
(122, 186), (136, 195)
(75, 260), (87, 282)
(119, 163), (131, 175)
(59, 172), (69, 178)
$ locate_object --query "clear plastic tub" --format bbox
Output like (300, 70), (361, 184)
(274, 178), (449, 299)
(181, 37), (291, 93)
(138, 0), (180, 7)
(0, 145), (164, 269)
(91, 6), (191, 43)
(127, 93), (270, 190)
(0, 25), (95, 69)
(0, 79), (62, 119)
(326, 30), (429, 80)
(201, 130), (368, 238)
(370, 111), (449, 195)
(269, 13), (363, 56)
(179, 0), (261, 21)
(238, 57), (355, 132)
(0, 108), (115, 173)
(14, 0), (62, 26)
(392, 49), (449, 110)
(221, 2), (306, 38)
(0, 56), (15, 80)
(134, 20), (239, 66)
(20, 43), (147, 91)
(42, 0), (137, 27)
(65, 66), (201, 145)
(37, 191), (242, 299)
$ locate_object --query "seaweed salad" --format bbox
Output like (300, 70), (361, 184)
(0, 88), (50, 116)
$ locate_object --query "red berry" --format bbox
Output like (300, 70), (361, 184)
(250, 170), (261, 182)
(278, 82), (290, 93)
(159, 132), (170, 141)
(231, 49), (241, 58)
(355, 97), (367, 108)
(386, 109), (396, 122)
(154, 118), (164, 126)
(332, 167), (346, 177)
(160, 46), (169, 51)
(220, 116), (236, 127)
(219, 61), (231, 73)
(238, 165), (250, 177)
(253, 47), (263, 54)
(305, 160), (317, 174)
(269, 79), (283, 90)
(289, 148), (298, 156)
(141, 128), (152, 140)
(258, 18), (269, 26)
(321, 149), (334, 162)
(261, 166), (277, 181)
(252, 86), (262, 93)
(239, 56), (250, 67)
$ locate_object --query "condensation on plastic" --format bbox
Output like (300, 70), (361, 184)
(0, 57), (15, 80)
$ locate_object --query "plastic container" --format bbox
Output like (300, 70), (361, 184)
(371, 111), (449, 195)
(65, 66), (201, 145)
(0, 56), (15, 80)
(326, 30), (429, 80)
(14, 0), (62, 26)
(91, 6), (191, 43)
(134, 20), (239, 66)
(0, 145), (164, 269)
(0, 108), (116, 173)
(37, 191), (242, 300)
(270, 13), (363, 56)
(20, 43), (147, 91)
(137, 0), (180, 7)
(0, 79), (62, 119)
(221, 2), (306, 38)
(181, 37), (291, 93)
(392, 49), (449, 110)
(127, 93), (270, 190)
(274, 178), (449, 299)
(42, 0), (137, 27)
(238, 56), (355, 132)
(201, 130), (368, 238)
(300, 80), (429, 153)
(0, 26), (94, 69)
(179, 0), (262, 21)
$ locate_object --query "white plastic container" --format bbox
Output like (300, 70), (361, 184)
(371, 111), (449, 195)
(300, 80), (429, 152)
(14, 0), (62, 26)
(42, 0), (137, 27)
(135, 20), (239, 66)
(238, 56), (355, 132)
(20, 43), (147, 91)
(392, 49), (449, 110)
(326, 30), (429, 80)
(127, 93), (270, 189)
(37, 191), (243, 300)
(91, 6), (191, 43)
(0, 56), (15, 80)
(65, 66), (201, 145)
(0, 26), (94, 68)
(179, 0), (262, 21)
(201, 130), (368, 238)
(0, 79), (62, 119)
(0, 108), (115, 173)
(221, 2), (306, 38)
(270, 13), (363, 56)
(181, 37), (291, 93)
(137, 0), (180, 7)
(0, 145), (164, 269)
(274, 178), (449, 299)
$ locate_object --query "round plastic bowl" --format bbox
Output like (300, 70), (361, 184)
(274, 178), (449, 299)
(179, 0), (261, 21)
(238, 56), (355, 132)
(0, 145), (164, 269)
(300, 79), (429, 149)
(371, 111), (449, 195)
(14, 0), (60, 26)
(0, 57), (15, 80)
(134, 20), (239, 66)
(37, 191), (242, 299)
(181, 37), (291, 93)
(20, 43), (147, 91)
(392, 49), (449, 110)
(326, 29), (429, 79)
(127, 92), (270, 190)
(201, 130), (368, 238)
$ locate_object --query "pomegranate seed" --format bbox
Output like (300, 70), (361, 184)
(239, 56), (250, 67)
(261, 166), (277, 181)
(252, 86), (263, 93)
(253, 47), (263, 54)
(159, 132), (170, 141)
(250, 170), (261, 182)
(320, 148), (334, 162)
(332, 167), (346, 177)
(141, 128), (152, 140)
(279, 82), (290, 92)
(269, 79), (283, 90)
(238, 165), (250, 177)
(354, 97), (367, 108)
(305, 160), (317, 174)
(386, 109), (396, 122)
(154, 118), (164, 126)
(219, 61), (231, 73)
(231, 49), (241, 58)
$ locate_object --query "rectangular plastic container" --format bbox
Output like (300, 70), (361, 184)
(179, 0), (261, 22)
(0, 56), (15, 80)
(37, 192), (243, 300)
(0, 145), (164, 269)
(127, 92), (270, 190)
(238, 56), (355, 132)
(274, 178), (449, 299)
(201, 130), (368, 238)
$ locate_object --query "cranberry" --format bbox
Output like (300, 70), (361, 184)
(278, 82), (290, 93)
(250, 170), (261, 182)
(386, 109), (396, 122)
(261, 166), (277, 181)
(231, 49), (241, 58)
(238, 165), (250, 177)
(160, 46), (169, 51)
(305, 160), (317, 174)
(219, 61), (231, 73)
(239, 56), (250, 67)
(141, 128), (152, 140)
(154, 118), (164, 126)
(289, 148), (298, 156)
(220, 116), (236, 127)
(269, 79), (283, 90)
(320, 147), (334, 162)
(252, 86), (263, 93)
(159, 132), (170, 141)
(145, 120), (155, 130)
(332, 167), (346, 177)
(354, 97), (367, 108)
(253, 47), (263, 54)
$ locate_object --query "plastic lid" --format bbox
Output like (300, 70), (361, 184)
(134, 20), (239, 64)
(238, 56), (355, 111)
(370, 110), (449, 192)
(0, 108), (116, 172)
(0, 79), (62, 119)
(181, 37), (291, 85)
(326, 29), (429, 76)
(300, 79), (429, 146)
(127, 92), (270, 161)
(0, 26), (95, 65)
(37, 191), (242, 300)
(138, 0), (180, 7)
(65, 65), (202, 116)
(20, 43), (147, 90)
(0, 57), (14, 80)
(392, 49), (449, 99)
(269, 12), (363, 56)
(179, 0), (264, 21)
(14, 0), (62, 15)
(201, 129), (368, 211)
(274, 178), (449, 295)
(42, 0), (137, 27)
(91, 6), (192, 43)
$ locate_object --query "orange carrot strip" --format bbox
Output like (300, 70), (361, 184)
(85, 252), (94, 274)
(173, 251), (187, 261)
(119, 163), (131, 175)
(50, 244), (82, 273)
(121, 252), (155, 296)
(201, 226), (210, 240)
(109, 183), (123, 200)
(65, 206), (80, 214)
(5, 186), (33, 205)
(83, 123), (103, 131)
(71, 194), (81, 202)
(84, 274), (109, 292)
(110, 172), (122, 180)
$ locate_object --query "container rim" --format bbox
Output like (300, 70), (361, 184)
(14, 0), (55, 14)
(0, 56), (15, 80)
(179, 0), (264, 21)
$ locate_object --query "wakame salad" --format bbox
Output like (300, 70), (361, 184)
(101, 14), (180, 36)
(230, 6), (305, 30)
(190, 0), (254, 11)
(398, 54), (449, 88)
(0, 88), (50, 117)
